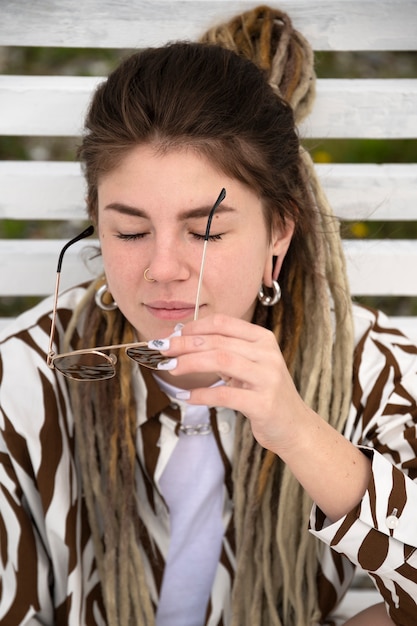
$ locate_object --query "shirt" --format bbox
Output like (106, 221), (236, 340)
(0, 285), (416, 625)
(154, 378), (225, 625)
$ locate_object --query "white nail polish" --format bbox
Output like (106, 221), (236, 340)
(148, 338), (170, 350)
(157, 358), (178, 371)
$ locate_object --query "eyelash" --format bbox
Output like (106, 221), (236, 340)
(191, 232), (223, 242)
(116, 232), (223, 242)
(116, 233), (146, 241)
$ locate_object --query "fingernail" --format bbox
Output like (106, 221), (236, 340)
(148, 325), (183, 351)
(148, 338), (170, 350)
(176, 390), (190, 400)
(157, 358), (178, 371)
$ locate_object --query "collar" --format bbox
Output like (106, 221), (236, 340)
(138, 364), (181, 424)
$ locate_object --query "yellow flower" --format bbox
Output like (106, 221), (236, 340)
(313, 150), (332, 163)
(350, 222), (369, 238)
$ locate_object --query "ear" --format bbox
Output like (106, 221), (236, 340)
(263, 219), (295, 286)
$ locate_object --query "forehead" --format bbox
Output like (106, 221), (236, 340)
(98, 143), (220, 182)
(97, 144), (263, 216)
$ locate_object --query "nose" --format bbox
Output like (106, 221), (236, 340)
(145, 235), (191, 283)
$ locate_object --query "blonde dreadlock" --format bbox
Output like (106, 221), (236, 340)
(201, 5), (316, 124)
(65, 280), (154, 624)
(66, 7), (354, 625)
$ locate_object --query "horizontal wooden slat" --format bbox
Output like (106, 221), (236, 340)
(1, 161), (417, 222)
(1, 239), (416, 297)
(316, 163), (417, 221)
(307, 79), (417, 139)
(344, 239), (417, 296)
(1, 0), (416, 51)
(0, 76), (102, 137)
(0, 161), (86, 220)
(0, 239), (102, 296)
(2, 76), (417, 139)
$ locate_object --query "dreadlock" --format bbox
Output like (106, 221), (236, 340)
(65, 6), (354, 625)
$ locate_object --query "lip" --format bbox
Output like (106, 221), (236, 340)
(144, 300), (200, 320)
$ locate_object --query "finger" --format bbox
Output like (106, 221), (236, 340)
(180, 313), (270, 343)
(178, 383), (254, 413)
(153, 318), (279, 364)
(177, 384), (281, 435)
(157, 332), (261, 362)
(160, 347), (269, 393)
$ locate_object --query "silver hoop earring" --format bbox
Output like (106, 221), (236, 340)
(144, 268), (156, 283)
(258, 280), (281, 306)
(95, 284), (118, 311)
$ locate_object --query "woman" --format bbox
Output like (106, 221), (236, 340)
(0, 6), (416, 626)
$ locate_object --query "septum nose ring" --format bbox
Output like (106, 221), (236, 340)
(144, 268), (156, 283)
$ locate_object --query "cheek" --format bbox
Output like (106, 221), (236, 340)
(230, 244), (267, 283)
(100, 241), (138, 296)
(212, 249), (265, 310)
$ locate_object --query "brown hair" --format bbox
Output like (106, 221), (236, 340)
(80, 41), (315, 270)
(70, 7), (354, 625)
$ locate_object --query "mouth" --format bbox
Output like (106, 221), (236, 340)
(144, 300), (201, 320)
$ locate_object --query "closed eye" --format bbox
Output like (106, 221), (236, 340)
(191, 232), (223, 242)
(116, 232), (148, 241)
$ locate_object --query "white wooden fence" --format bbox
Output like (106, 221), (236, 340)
(0, 0), (416, 343)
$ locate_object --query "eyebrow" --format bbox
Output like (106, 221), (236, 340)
(104, 202), (236, 220)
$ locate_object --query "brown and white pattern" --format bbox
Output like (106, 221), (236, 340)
(1, 287), (416, 625)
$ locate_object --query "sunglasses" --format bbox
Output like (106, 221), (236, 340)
(46, 188), (226, 381)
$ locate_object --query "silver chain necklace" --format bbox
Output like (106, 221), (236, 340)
(179, 423), (212, 436)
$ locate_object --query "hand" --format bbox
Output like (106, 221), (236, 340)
(153, 314), (312, 455)
(152, 313), (372, 522)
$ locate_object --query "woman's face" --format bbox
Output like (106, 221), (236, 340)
(97, 144), (292, 342)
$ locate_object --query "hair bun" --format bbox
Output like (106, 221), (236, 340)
(200, 4), (316, 123)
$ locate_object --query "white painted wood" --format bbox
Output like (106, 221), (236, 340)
(316, 164), (417, 221)
(344, 239), (417, 296)
(0, 240), (102, 296)
(2, 76), (417, 139)
(0, 75), (103, 137)
(1, 0), (416, 51)
(2, 161), (417, 222)
(304, 79), (417, 139)
(0, 162), (87, 220)
(1, 239), (416, 297)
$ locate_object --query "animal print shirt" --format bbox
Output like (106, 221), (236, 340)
(0, 285), (416, 625)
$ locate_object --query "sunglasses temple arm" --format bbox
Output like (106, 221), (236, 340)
(56, 225), (94, 272)
(193, 188), (226, 321)
(47, 270), (62, 366)
(47, 225), (95, 366)
(194, 240), (208, 321)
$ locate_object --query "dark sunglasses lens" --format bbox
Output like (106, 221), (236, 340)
(126, 345), (171, 370)
(53, 352), (115, 381)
